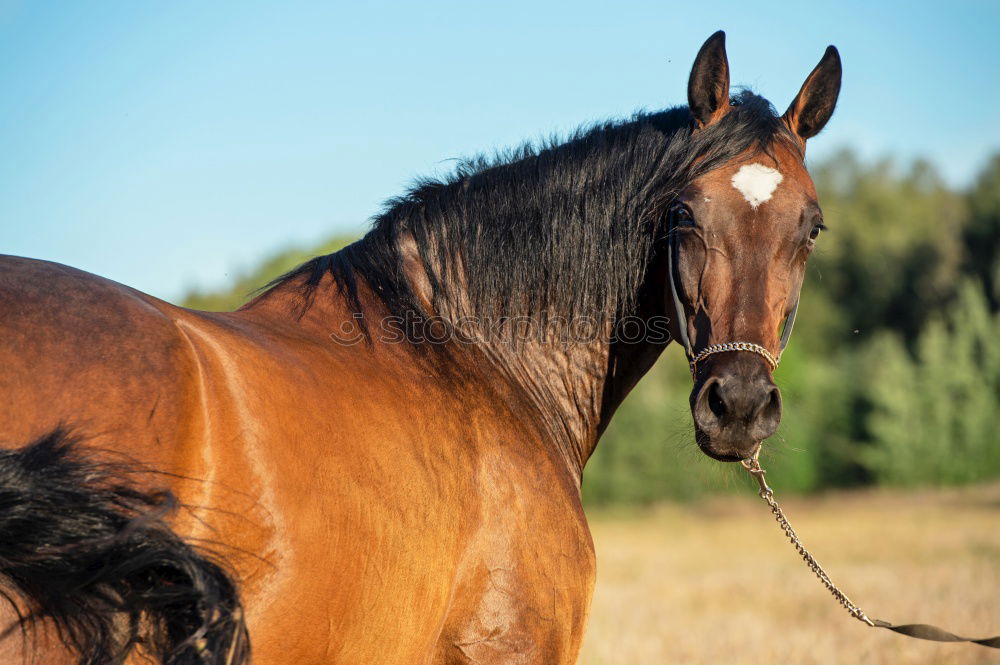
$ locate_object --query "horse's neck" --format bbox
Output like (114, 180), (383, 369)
(404, 243), (674, 482)
(395, 233), (614, 480)
(597, 255), (673, 435)
(474, 330), (612, 481)
(452, 310), (670, 483)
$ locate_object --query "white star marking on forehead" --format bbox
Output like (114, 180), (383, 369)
(731, 163), (784, 209)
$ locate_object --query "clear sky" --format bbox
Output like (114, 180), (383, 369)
(2, 1), (998, 302)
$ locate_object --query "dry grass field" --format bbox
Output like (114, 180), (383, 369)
(580, 483), (1000, 665)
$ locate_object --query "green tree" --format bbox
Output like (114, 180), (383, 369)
(861, 281), (1000, 485)
(808, 150), (965, 346)
(964, 153), (1000, 309)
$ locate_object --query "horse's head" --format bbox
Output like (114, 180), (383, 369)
(670, 32), (841, 461)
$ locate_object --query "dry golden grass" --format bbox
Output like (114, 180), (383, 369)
(580, 483), (1000, 665)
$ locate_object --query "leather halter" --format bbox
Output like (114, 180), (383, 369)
(666, 207), (799, 375)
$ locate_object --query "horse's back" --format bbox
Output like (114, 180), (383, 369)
(0, 255), (200, 456)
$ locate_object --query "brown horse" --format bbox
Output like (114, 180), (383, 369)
(0, 31), (840, 665)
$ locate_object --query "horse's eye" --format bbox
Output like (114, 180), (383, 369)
(808, 223), (826, 242)
(671, 204), (695, 226)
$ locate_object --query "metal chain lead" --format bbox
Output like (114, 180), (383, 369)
(740, 456), (875, 627)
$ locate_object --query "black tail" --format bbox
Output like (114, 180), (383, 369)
(0, 429), (249, 665)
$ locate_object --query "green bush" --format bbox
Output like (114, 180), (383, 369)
(861, 281), (1000, 485)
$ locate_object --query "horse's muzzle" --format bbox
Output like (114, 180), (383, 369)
(691, 356), (781, 461)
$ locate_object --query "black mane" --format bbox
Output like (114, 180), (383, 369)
(273, 92), (795, 328)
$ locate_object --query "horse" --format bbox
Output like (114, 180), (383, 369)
(0, 31), (841, 664)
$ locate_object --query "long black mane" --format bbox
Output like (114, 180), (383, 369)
(273, 92), (795, 328)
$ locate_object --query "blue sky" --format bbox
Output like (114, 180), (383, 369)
(2, 1), (998, 302)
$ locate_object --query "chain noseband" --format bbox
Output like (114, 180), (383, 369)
(690, 341), (779, 373)
(666, 206), (799, 374)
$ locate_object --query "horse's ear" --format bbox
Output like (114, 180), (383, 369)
(782, 46), (842, 142)
(687, 31), (731, 129)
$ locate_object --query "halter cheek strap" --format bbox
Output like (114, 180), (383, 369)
(667, 211), (800, 375)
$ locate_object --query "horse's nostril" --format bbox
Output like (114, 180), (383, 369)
(751, 385), (782, 440)
(768, 387), (780, 412)
(707, 381), (727, 419)
(763, 386), (781, 417)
